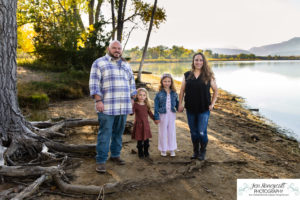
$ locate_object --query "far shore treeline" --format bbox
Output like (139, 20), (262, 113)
(123, 45), (300, 63)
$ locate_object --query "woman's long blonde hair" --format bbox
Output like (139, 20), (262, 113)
(188, 52), (215, 84)
(159, 73), (177, 92)
(135, 88), (152, 111)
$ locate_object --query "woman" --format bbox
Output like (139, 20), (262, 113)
(178, 52), (218, 160)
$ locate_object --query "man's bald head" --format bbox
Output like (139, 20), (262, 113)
(108, 40), (122, 59)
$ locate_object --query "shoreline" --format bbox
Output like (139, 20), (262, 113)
(143, 73), (300, 144)
(129, 59), (300, 64)
(218, 88), (300, 144)
(19, 73), (300, 200)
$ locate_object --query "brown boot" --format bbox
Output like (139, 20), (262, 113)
(190, 140), (200, 159)
(96, 163), (106, 173)
(110, 157), (126, 165)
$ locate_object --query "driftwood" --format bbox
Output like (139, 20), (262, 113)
(0, 166), (59, 177)
(11, 174), (51, 200)
(133, 70), (152, 74)
(53, 175), (118, 195)
(31, 118), (133, 138)
(44, 142), (96, 155)
(0, 185), (24, 199)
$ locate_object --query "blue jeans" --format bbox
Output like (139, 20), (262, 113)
(96, 113), (127, 164)
(186, 110), (210, 144)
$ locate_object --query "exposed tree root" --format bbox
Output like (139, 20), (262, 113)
(11, 174), (51, 200)
(44, 142), (96, 155)
(31, 118), (133, 136)
(0, 185), (24, 199)
(0, 159), (248, 199)
(53, 175), (116, 195)
(1, 117), (249, 199)
(0, 166), (59, 177)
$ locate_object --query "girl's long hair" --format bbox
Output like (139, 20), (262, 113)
(159, 73), (177, 92)
(135, 88), (152, 111)
(188, 52), (215, 84)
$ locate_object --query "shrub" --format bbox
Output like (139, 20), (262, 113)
(18, 92), (49, 109)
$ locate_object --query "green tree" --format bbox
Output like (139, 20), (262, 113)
(170, 46), (186, 59)
(137, 0), (158, 82)
(203, 49), (212, 58)
(17, 0), (109, 71)
(111, 0), (166, 42)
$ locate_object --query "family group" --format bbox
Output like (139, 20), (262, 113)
(89, 40), (218, 173)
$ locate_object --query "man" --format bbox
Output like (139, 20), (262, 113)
(89, 40), (137, 173)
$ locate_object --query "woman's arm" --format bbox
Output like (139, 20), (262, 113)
(178, 77), (186, 112)
(209, 78), (218, 111)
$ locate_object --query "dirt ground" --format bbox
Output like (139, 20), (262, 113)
(11, 72), (300, 199)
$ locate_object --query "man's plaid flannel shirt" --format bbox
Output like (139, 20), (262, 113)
(89, 54), (137, 115)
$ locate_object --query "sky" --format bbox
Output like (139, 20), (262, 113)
(108, 0), (300, 50)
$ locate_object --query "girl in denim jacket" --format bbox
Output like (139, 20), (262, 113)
(154, 73), (179, 157)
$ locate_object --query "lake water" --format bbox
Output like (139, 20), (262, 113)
(131, 60), (300, 142)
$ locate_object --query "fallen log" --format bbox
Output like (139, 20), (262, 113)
(44, 142), (96, 155)
(53, 175), (118, 195)
(133, 70), (152, 74)
(0, 185), (24, 199)
(0, 166), (59, 177)
(11, 174), (51, 200)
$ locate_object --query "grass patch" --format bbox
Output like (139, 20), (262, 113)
(17, 70), (90, 108)
(18, 92), (49, 109)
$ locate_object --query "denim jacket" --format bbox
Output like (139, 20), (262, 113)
(154, 90), (179, 120)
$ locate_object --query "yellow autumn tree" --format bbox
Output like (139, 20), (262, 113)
(17, 24), (36, 53)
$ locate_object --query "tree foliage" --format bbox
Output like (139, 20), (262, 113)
(17, 0), (166, 71)
(17, 0), (109, 71)
(110, 0), (166, 42)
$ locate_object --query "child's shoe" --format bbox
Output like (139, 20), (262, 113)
(144, 146), (150, 157)
(144, 140), (150, 157)
(160, 151), (167, 157)
(137, 143), (144, 158)
(170, 151), (176, 157)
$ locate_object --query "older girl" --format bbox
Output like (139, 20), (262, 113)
(154, 73), (179, 157)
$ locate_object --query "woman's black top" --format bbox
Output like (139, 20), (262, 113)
(184, 71), (211, 113)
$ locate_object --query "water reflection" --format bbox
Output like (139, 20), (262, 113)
(131, 60), (300, 141)
(131, 62), (191, 76)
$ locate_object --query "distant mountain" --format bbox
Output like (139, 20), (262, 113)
(249, 37), (300, 56)
(209, 48), (251, 55)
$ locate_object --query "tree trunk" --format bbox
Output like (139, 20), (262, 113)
(116, 0), (124, 42)
(111, 0), (116, 40)
(0, 0), (39, 160)
(88, 0), (95, 26)
(121, 0), (127, 25)
(72, 0), (85, 32)
(137, 0), (158, 82)
(95, 0), (103, 23)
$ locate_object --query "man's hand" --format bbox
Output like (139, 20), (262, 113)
(96, 101), (104, 112)
(155, 120), (160, 125)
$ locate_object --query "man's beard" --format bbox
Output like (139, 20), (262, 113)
(108, 51), (122, 60)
